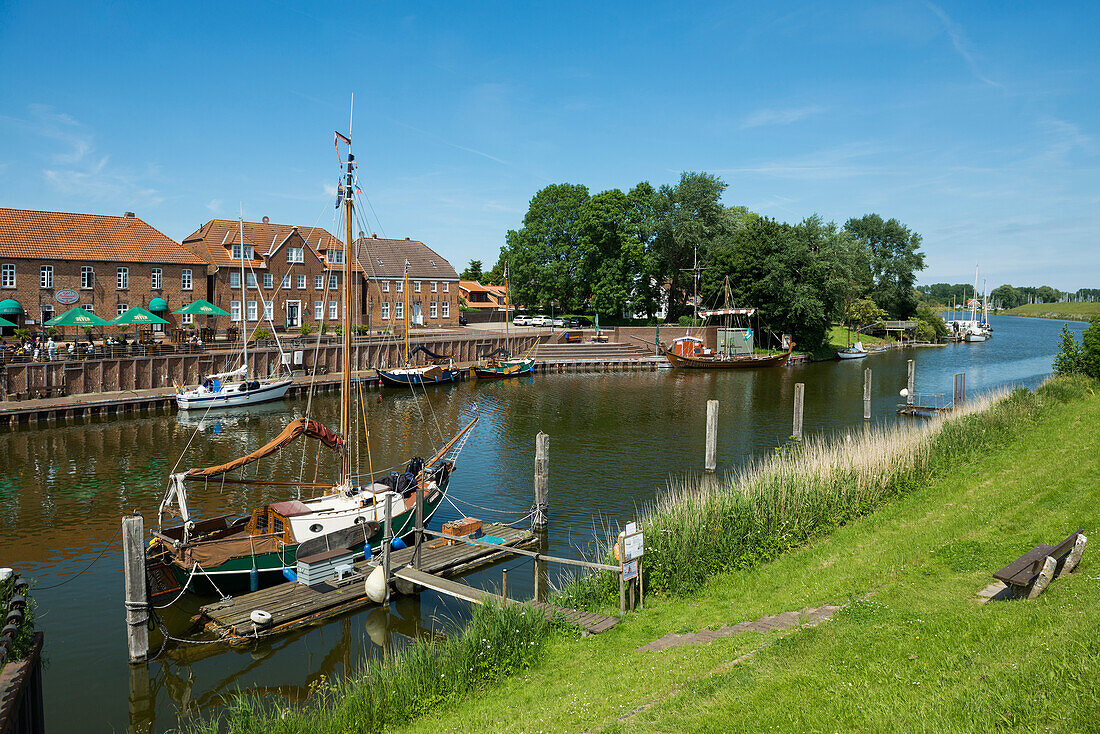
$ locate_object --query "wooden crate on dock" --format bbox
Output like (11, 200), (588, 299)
(297, 548), (356, 586)
(442, 517), (483, 545)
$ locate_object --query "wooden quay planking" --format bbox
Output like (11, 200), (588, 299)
(195, 523), (539, 644)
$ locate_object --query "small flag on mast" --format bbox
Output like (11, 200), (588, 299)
(334, 131), (351, 147)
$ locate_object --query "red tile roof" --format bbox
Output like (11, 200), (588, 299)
(0, 207), (206, 264)
(350, 236), (459, 281)
(182, 219), (342, 270)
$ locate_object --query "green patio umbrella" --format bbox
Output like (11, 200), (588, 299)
(0, 315), (17, 329)
(172, 299), (230, 317)
(46, 307), (112, 327)
(110, 306), (169, 326)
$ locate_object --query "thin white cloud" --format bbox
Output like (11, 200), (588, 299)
(740, 105), (825, 129)
(717, 142), (889, 180)
(925, 2), (1001, 88)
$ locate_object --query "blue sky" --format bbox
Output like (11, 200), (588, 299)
(1, 1), (1097, 289)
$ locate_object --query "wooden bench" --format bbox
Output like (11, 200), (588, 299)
(993, 529), (1086, 599)
(592, 333), (609, 343)
(562, 332), (583, 344)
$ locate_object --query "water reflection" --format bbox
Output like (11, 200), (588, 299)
(0, 314), (1083, 732)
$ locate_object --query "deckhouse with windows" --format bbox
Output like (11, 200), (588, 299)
(0, 207), (206, 332)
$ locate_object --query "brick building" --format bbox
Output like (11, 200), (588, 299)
(181, 218), (345, 332)
(350, 234), (461, 329)
(0, 208), (207, 333)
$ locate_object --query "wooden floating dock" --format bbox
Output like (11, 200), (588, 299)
(195, 523), (544, 645)
(896, 403), (953, 417)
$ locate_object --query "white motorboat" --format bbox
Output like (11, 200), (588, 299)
(836, 341), (869, 359)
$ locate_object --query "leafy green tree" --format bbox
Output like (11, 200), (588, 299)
(578, 189), (645, 316)
(915, 304), (949, 338)
(1083, 320), (1100, 379)
(498, 183), (591, 311)
(990, 284), (1022, 309)
(845, 214), (926, 319)
(1052, 324), (1084, 376)
(460, 260), (484, 281)
(847, 297), (887, 328)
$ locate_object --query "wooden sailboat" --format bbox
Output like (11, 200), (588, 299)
(175, 216), (292, 410)
(149, 134), (478, 594)
(377, 260), (462, 387)
(665, 278), (794, 369)
(473, 264), (535, 379)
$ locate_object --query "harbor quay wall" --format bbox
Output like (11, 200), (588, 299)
(0, 332), (541, 398)
(613, 325), (718, 351)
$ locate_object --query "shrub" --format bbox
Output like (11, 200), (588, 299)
(1052, 321), (1100, 379)
(253, 328), (272, 341)
(299, 324), (314, 337)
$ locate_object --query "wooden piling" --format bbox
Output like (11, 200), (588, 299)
(533, 432), (549, 530)
(907, 360), (915, 406)
(382, 500), (393, 605)
(502, 568), (508, 604)
(122, 514), (149, 664)
(705, 400), (718, 472)
(793, 383), (805, 441)
(863, 368), (872, 420)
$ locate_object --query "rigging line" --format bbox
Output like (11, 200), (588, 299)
(447, 494), (532, 515)
(153, 562), (200, 609)
(34, 526), (120, 590)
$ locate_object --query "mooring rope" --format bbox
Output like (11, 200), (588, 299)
(35, 526), (120, 590)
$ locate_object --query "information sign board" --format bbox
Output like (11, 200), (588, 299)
(623, 559), (638, 580)
(623, 532), (644, 561)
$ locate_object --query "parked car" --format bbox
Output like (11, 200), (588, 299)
(529, 315), (551, 327)
(512, 314), (532, 326)
(552, 317), (565, 328)
(567, 316), (593, 327)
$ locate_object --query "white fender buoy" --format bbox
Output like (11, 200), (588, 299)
(249, 609), (272, 626)
(364, 565), (387, 603)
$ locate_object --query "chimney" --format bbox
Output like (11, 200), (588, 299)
(371, 233), (377, 239)
(124, 211), (135, 218)
(262, 216), (270, 224)
(358, 231), (365, 239)
(405, 237), (410, 240)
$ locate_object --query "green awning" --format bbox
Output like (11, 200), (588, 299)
(46, 307), (111, 327)
(0, 299), (23, 315)
(172, 299), (230, 316)
(148, 298), (169, 311)
(110, 306), (169, 326)
(0, 316), (17, 329)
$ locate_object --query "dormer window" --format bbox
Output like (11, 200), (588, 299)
(326, 249), (344, 265)
(231, 244), (254, 260)
(287, 247), (304, 263)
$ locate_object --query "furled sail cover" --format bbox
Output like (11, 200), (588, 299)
(184, 418), (344, 479)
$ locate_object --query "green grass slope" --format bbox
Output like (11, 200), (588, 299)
(396, 382), (1100, 734)
(1002, 302), (1100, 321)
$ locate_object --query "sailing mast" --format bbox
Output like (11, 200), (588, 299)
(340, 150), (355, 482)
(403, 259), (410, 364)
(504, 263), (510, 355)
(239, 214), (248, 379)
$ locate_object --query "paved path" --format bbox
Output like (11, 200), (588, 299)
(636, 604), (841, 652)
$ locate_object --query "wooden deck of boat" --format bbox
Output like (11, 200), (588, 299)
(393, 567), (619, 634)
(196, 523), (542, 644)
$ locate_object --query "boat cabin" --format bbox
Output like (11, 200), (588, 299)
(247, 500), (313, 543)
(670, 336), (708, 358)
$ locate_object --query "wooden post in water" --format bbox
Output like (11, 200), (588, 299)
(382, 499), (393, 605)
(533, 432), (549, 530)
(863, 368), (872, 420)
(793, 383), (805, 441)
(907, 360), (915, 406)
(533, 553), (545, 603)
(502, 568), (508, 605)
(122, 513), (149, 664)
(705, 400), (718, 472)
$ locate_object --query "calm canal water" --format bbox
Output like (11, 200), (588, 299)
(0, 314), (1083, 732)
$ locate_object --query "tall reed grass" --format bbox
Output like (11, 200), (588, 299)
(555, 375), (1097, 607)
(193, 602), (555, 734)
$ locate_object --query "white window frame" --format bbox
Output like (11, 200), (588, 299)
(382, 280), (389, 292)
(232, 244), (254, 260)
(1, 264), (14, 288)
(229, 271), (241, 289)
(395, 301), (403, 319)
(296, 274), (306, 290)
(414, 281), (421, 293)
(315, 275), (324, 290)
(263, 273), (273, 289)
(287, 247), (304, 263)
(116, 303), (128, 316)
(430, 301), (438, 318)
(281, 273), (291, 289)
(381, 301), (390, 320)
(40, 265), (53, 289)
(396, 280), (403, 293)
(81, 266), (94, 290)
(246, 300), (257, 321)
(245, 272), (257, 289)
(314, 301), (323, 319)
(82, 304), (94, 313)
(329, 301), (338, 320)
(230, 300), (241, 322)
(150, 267), (162, 290)
(263, 301), (273, 321)
(442, 281), (449, 292)
(326, 249), (344, 264)
(329, 274), (338, 290)
(430, 281), (437, 293)
(442, 300), (449, 318)
(181, 312), (193, 325)
(116, 267), (129, 290)
(181, 269), (193, 291)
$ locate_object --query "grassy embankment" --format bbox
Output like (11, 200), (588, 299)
(202, 376), (1100, 733)
(1002, 302), (1100, 321)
